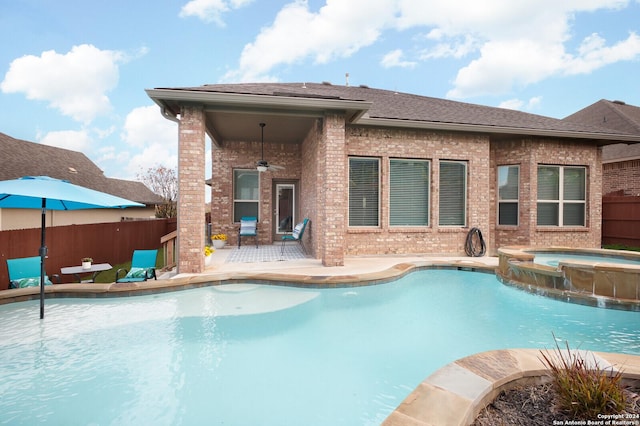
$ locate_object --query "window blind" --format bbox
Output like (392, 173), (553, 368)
(439, 161), (466, 226)
(390, 159), (429, 226)
(349, 158), (379, 226)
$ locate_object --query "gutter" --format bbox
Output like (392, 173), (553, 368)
(145, 88), (372, 123)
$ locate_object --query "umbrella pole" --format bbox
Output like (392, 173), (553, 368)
(39, 199), (47, 320)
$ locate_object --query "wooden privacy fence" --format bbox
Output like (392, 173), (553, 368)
(602, 196), (640, 247)
(0, 218), (176, 290)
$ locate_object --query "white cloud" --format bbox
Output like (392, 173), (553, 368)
(221, 0), (395, 82)
(179, 0), (253, 26)
(381, 49), (416, 68)
(0, 44), (125, 123)
(119, 105), (179, 179)
(222, 0), (640, 97)
(499, 96), (542, 111)
(564, 31), (640, 74)
(419, 35), (479, 59)
(447, 39), (566, 98)
(126, 144), (178, 180)
(122, 105), (178, 148)
(37, 129), (92, 152)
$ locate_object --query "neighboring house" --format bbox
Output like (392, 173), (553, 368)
(0, 132), (162, 230)
(564, 99), (640, 195)
(147, 82), (640, 272)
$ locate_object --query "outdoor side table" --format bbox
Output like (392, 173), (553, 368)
(61, 263), (112, 283)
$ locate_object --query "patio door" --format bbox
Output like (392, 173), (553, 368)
(273, 181), (297, 239)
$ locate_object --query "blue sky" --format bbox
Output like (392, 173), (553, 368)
(1, 0), (639, 191)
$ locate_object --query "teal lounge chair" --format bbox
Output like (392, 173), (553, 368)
(281, 218), (309, 256)
(116, 249), (158, 283)
(238, 216), (258, 248)
(7, 256), (59, 288)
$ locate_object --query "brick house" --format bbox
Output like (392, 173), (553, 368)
(147, 83), (640, 272)
(564, 99), (640, 195)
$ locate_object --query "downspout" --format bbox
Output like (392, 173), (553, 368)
(161, 107), (180, 123)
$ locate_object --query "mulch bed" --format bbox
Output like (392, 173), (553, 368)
(473, 381), (640, 426)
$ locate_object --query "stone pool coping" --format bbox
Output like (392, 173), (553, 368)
(497, 246), (640, 311)
(2, 255), (639, 425)
(382, 349), (640, 426)
(0, 258), (496, 303)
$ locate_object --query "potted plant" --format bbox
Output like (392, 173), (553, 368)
(204, 246), (214, 266)
(211, 233), (227, 249)
(81, 257), (93, 269)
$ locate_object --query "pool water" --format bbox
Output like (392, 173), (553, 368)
(1, 270), (639, 425)
(533, 252), (640, 267)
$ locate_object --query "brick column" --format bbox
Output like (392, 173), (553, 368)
(177, 105), (206, 273)
(319, 113), (346, 266)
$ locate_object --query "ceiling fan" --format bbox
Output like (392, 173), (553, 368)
(256, 122), (285, 172)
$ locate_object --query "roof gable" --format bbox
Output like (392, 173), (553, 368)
(564, 100), (640, 162)
(0, 132), (163, 205)
(564, 99), (640, 135)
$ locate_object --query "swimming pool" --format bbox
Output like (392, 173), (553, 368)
(533, 252), (640, 267)
(1, 269), (639, 425)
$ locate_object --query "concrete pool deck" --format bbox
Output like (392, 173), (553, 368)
(2, 247), (639, 425)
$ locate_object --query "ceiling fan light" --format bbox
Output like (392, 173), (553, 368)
(257, 165), (268, 172)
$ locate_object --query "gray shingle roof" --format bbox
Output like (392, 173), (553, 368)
(158, 82), (637, 138)
(564, 99), (640, 161)
(0, 132), (163, 205)
(564, 99), (640, 135)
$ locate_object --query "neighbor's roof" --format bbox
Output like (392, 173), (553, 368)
(563, 99), (640, 162)
(0, 132), (163, 205)
(147, 82), (640, 144)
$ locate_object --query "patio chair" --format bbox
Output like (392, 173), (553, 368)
(7, 256), (59, 288)
(238, 216), (258, 248)
(281, 218), (309, 256)
(116, 249), (158, 283)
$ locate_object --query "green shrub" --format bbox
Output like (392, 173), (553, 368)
(539, 337), (626, 418)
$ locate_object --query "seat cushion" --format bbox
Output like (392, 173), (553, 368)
(10, 276), (53, 289)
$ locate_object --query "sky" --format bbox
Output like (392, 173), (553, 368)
(1, 0), (639, 195)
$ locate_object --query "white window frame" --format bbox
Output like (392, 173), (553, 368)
(348, 157), (380, 227)
(537, 165), (586, 227)
(438, 160), (467, 227)
(497, 165), (519, 226)
(389, 158), (430, 227)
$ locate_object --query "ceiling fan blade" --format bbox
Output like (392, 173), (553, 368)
(268, 164), (285, 170)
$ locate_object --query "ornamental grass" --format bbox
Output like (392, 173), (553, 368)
(539, 335), (626, 419)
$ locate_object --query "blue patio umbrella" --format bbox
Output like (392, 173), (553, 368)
(0, 176), (144, 319)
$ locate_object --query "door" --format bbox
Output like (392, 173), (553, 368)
(273, 182), (297, 239)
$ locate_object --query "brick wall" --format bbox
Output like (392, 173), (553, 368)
(300, 120), (321, 257)
(210, 136), (302, 246)
(344, 127), (491, 256)
(603, 159), (640, 196)
(207, 117), (604, 263)
(178, 105), (206, 273)
(492, 138), (601, 251)
(319, 113), (346, 266)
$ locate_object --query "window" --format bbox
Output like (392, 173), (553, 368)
(233, 169), (259, 222)
(390, 159), (430, 226)
(439, 161), (467, 226)
(498, 165), (519, 226)
(537, 165), (586, 226)
(349, 157), (379, 226)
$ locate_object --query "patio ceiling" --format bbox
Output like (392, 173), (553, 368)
(146, 88), (372, 148)
(205, 111), (316, 146)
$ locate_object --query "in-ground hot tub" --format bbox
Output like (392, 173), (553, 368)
(497, 246), (640, 311)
